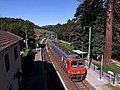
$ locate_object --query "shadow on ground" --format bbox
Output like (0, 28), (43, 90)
(19, 51), (65, 90)
(19, 61), (46, 90)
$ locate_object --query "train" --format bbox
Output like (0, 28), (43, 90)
(47, 39), (87, 80)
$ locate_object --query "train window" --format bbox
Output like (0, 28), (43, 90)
(71, 61), (84, 68)
(71, 61), (78, 68)
(63, 58), (66, 64)
(78, 62), (84, 68)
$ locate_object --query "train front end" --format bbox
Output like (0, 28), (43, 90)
(68, 59), (87, 80)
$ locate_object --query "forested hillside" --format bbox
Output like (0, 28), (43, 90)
(46, 0), (120, 60)
(0, 17), (39, 49)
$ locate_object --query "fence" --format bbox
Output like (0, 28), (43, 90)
(90, 63), (120, 85)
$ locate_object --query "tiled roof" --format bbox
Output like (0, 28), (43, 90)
(34, 31), (41, 36)
(0, 30), (23, 52)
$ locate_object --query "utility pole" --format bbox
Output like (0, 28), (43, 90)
(104, 0), (113, 65)
(55, 29), (58, 43)
(25, 29), (28, 48)
(84, 26), (92, 68)
(88, 26), (91, 61)
(82, 41), (83, 59)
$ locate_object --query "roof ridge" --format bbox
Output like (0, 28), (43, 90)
(7, 31), (23, 40)
(0, 41), (12, 46)
(0, 30), (23, 52)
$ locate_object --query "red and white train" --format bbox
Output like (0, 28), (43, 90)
(47, 39), (87, 80)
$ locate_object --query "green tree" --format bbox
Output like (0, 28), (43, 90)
(74, 0), (105, 58)
(0, 18), (35, 49)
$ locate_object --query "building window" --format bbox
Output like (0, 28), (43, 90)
(14, 47), (18, 60)
(4, 53), (10, 73)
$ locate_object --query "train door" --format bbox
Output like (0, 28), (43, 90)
(60, 55), (63, 64)
(61, 57), (67, 73)
(67, 59), (71, 76)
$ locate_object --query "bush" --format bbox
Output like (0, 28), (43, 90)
(92, 62), (120, 74)
(22, 48), (30, 57)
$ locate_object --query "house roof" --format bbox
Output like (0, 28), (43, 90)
(0, 30), (23, 52)
(34, 31), (41, 36)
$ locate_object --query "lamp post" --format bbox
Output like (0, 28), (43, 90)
(99, 55), (103, 81)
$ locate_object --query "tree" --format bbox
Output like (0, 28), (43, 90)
(112, 0), (120, 60)
(0, 18), (36, 49)
(103, 0), (113, 64)
(74, 0), (105, 57)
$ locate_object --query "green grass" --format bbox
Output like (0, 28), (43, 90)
(59, 40), (71, 45)
(103, 64), (120, 74)
(34, 28), (49, 33)
(107, 84), (120, 90)
(59, 40), (74, 51)
(92, 62), (120, 74)
(22, 48), (30, 57)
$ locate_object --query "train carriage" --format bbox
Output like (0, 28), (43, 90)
(48, 39), (87, 80)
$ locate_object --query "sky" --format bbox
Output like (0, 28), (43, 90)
(0, 0), (79, 26)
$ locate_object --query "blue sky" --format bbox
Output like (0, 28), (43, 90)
(0, 0), (79, 26)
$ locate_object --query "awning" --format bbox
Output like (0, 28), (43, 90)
(73, 50), (87, 54)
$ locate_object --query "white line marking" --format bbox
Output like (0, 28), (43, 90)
(52, 62), (56, 70)
(47, 48), (68, 90)
(56, 71), (68, 90)
(85, 78), (97, 89)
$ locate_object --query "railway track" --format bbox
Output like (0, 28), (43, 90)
(73, 80), (92, 90)
(41, 39), (65, 90)
(39, 39), (54, 90)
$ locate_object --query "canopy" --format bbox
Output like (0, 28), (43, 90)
(68, 54), (78, 58)
(73, 50), (87, 54)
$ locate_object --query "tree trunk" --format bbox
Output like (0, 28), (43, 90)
(104, 0), (113, 65)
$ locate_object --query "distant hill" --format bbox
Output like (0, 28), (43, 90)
(0, 17), (42, 29)
(42, 25), (56, 31)
(0, 17), (42, 48)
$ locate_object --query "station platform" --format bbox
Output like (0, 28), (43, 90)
(19, 51), (46, 90)
(86, 68), (111, 90)
(86, 61), (120, 90)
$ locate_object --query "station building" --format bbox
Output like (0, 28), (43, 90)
(0, 30), (22, 90)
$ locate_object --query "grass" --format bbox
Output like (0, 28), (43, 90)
(103, 64), (120, 74)
(34, 28), (49, 33)
(59, 40), (74, 51)
(92, 62), (120, 74)
(107, 84), (120, 90)
(59, 40), (71, 45)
